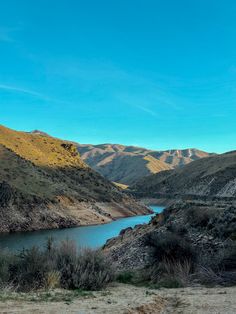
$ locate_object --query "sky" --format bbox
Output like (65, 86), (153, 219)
(0, 0), (236, 153)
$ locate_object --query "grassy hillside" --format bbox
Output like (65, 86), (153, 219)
(0, 125), (149, 232)
(149, 148), (211, 167)
(77, 144), (210, 185)
(77, 144), (171, 185)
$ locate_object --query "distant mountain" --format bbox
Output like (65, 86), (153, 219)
(0, 125), (149, 232)
(77, 144), (211, 185)
(132, 150), (236, 199)
(30, 130), (50, 137)
(148, 148), (211, 168)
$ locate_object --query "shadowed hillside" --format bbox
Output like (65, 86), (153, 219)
(0, 125), (149, 232)
(132, 150), (236, 199)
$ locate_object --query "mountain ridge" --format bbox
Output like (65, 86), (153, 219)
(0, 125), (149, 233)
(132, 150), (236, 199)
(77, 143), (212, 185)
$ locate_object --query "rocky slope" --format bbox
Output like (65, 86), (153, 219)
(104, 200), (236, 272)
(0, 125), (150, 233)
(132, 151), (236, 199)
(77, 144), (210, 185)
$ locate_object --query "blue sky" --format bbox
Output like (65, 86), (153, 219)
(0, 0), (235, 153)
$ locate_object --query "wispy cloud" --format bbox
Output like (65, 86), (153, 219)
(135, 105), (158, 117)
(0, 84), (47, 98)
(0, 83), (75, 107)
(44, 59), (182, 117)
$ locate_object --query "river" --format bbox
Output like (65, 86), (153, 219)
(0, 205), (163, 250)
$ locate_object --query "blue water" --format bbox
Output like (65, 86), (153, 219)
(0, 206), (163, 251)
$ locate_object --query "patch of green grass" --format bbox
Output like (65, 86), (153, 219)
(116, 270), (150, 287)
(116, 271), (135, 284)
(149, 278), (183, 289)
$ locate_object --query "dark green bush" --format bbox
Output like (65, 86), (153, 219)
(185, 206), (217, 228)
(9, 247), (49, 291)
(145, 231), (196, 287)
(72, 249), (115, 290)
(56, 240), (78, 289)
(166, 223), (188, 236)
(116, 271), (134, 284)
(0, 249), (16, 287)
(146, 231), (196, 264)
(196, 242), (236, 286)
(209, 207), (236, 239)
(0, 239), (114, 292)
(154, 277), (183, 289)
(217, 244), (236, 272)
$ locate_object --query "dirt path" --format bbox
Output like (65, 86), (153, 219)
(0, 284), (235, 314)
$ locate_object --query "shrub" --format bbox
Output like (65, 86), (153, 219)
(0, 240), (115, 292)
(149, 258), (192, 287)
(209, 207), (236, 239)
(0, 249), (15, 287)
(185, 206), (217, 228)
(154, 277), (183, 289)
(215, 243), (236, 272)
(72, 248), (115, 290)
(116, 271), (135, 284)
(166, 223), (188, 236)
(45, 271), (61, 289)
(55, 241), (114, 290)
(56, 240), (78, 289)
(196, 242), (236, 286)
(145, 231), (196, 287)
(146, 231), (196, 264)
(9, 247), (49, 291)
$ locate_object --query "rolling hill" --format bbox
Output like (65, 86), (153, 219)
(0, 125), (149, 232)
(77, 144), (211, 185)
(132, 150), (236, 199)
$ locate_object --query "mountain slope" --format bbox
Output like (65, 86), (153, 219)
(0, 125), (149, 232)
(149, 148), (211, 167)
(77, 144), (210, 185)
(132, 151), (236, 199)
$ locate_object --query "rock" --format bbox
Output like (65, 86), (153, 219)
(61, 143), (78, 157)
(119, 227), (133, 236)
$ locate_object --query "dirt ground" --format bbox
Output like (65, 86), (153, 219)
(0, 283), (235, 314)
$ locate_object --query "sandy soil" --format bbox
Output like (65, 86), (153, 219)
(0, 284), (235, 314)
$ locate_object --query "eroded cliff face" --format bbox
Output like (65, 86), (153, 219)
(0, 125), (150, 233)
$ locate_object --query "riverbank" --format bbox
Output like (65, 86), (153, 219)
(0, 283), (235, 313)
(0, 206), (163, 251)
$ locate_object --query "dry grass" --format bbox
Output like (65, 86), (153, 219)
(0, 125), (86, 169)
(113, 182), (129, 190)
(0, 240), (114, 292)
(144, 155), (171, 173)
(0, 124), (149, 205)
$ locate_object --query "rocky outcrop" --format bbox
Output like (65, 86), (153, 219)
(61, 143), (78, 157)
(104, 200), (236, 271)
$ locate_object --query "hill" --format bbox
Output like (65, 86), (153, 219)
(77, 144), (210, 185)
(0, 125), (149, 232)
(149, 148), (211, 167)
(132, 150), (236, 199)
